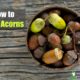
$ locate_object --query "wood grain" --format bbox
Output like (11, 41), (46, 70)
(0, 0), (80, 80)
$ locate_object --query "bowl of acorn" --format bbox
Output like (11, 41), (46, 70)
(27, 6), (80, 69)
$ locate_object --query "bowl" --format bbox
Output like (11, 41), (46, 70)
(27, 6), (79, 69)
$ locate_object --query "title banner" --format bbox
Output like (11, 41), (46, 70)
(0, 9), (25, 29)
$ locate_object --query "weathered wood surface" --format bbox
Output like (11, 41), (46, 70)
(0, 0), (80, 80)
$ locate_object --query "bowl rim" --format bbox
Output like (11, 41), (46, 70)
(26, 6), (79, 70)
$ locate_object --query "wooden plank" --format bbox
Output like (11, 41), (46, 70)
(0, 37), (28, 53)
(0, 52), (31, 58)
(0, 37), (25, 46)
(0, 37), (25, 42)
(0, 72), (71, 80)
(0, 57), (78, 80)
(0, 0), (25, 9)
(0, 30), (27, 38)
(0, 52), (31, 57)
(0, 73), (41, 80)
(0, 58), (36, 65)
(0, 47), (28, 53)
(0, 58), (79, 73)
(0, 42), (25, 48)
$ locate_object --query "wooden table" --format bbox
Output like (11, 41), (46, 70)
(0, 0), (80, 80)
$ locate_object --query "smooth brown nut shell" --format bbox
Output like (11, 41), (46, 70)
(48, 33), (61, 46)
(38, 35), (46, 46)
(28, 35), (39, 50)
(68, 21), (80, 31)
(34, 47), (45, 59)
(63, 50), (77, 66)
(42, 48), (63, 64)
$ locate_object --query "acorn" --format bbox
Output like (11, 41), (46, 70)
(48, 33), (61, 46)
(38, 35), (46, 46)
(34, 47), (45, 59)
(48, 13), (66, 30)
(68, 21), (80, 31)
(62, 35), (72, 44)
(28, 35), (39, 50)
(30, 18), (45, 33)
(42, 48), (63, 64)
(63, 50), (77, 66)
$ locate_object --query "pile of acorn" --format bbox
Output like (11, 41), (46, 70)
(27, 8), (80, 68)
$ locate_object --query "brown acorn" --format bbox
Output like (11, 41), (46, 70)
(68, 21), (80, 31)
(63, 50), (77, 66)
(48, 33), (61, 46)
(38, 35), (46, 46)
(42, 48), (63, 64)
(28, 35), (39, 50)
(34, 47), (45, 59)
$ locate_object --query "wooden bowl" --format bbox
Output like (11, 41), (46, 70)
(27, 6), (79, 70)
